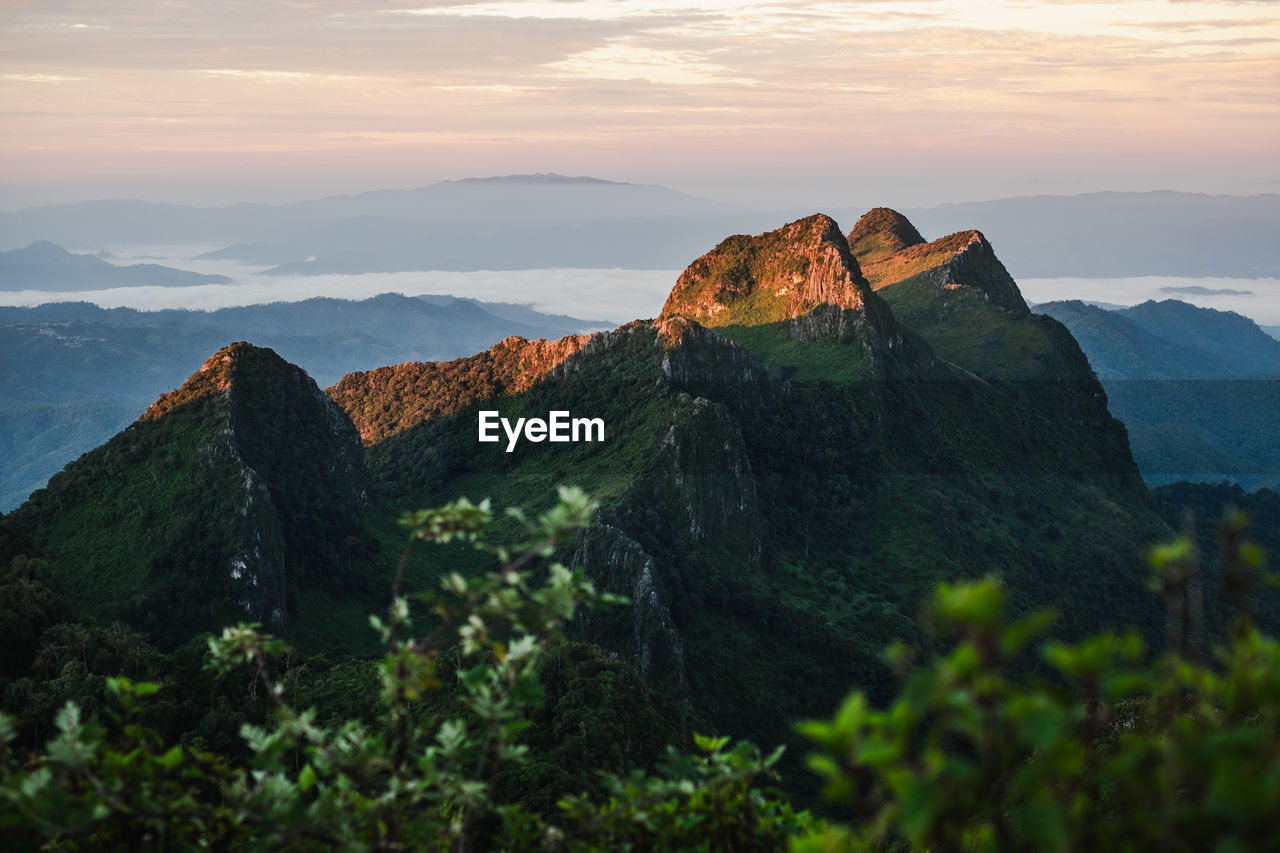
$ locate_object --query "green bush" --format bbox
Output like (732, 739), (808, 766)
(798, 513), (1279, 852)
(3, 494), (1279, 851)
(0, 488), (805, 851)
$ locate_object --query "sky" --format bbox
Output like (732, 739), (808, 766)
(2, 0), (1279, 209)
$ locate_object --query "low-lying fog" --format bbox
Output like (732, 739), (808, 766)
(0, 244), (1276, 328)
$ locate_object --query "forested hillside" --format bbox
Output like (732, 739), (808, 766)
(12, 209), (1276, 845)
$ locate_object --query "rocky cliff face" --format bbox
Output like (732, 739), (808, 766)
(657, 213), (936, 383)
(653, 315), (769, 396)
(658, 214), (872, 326)
(850, 212), (1029, 316)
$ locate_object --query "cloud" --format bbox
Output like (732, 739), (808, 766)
(0, 267), (678, 325)
(0, 74), (84, 82)
(1022, 277), (1280, 325)
(1162, 285), (1256, 295)
(2, 0), (1277, 204)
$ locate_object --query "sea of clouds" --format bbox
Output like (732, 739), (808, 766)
(0, 245), (679, 325)
(1020, 277), (1280, 327)
(0, 245), (1277, 329)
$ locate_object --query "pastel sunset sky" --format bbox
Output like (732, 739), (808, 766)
(2, 0), (1278, 208)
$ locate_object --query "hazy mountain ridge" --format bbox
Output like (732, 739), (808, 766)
(1036, 300), (1280, 380)
(3, 179), (1276, 280)
(1038, 299), (1280, 488)
(0, 241), (231, 290)
(891, 191), (1280, 279)
(0, 175), (754, 268)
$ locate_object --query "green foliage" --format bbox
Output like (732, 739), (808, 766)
(716, 320), (874, 383)
(0, 489), (803, 851)
(555, 736), (812, 851)
(360, 313), (1166, 809)
(6, 489), (1280, 851)
(666, 230), (812, 327)
(798, 527), (1280, 852)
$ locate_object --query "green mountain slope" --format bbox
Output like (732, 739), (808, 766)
(11, 211), (1174, 802)
(328, 213), (1168, 790)
(11, 343), (380, 650)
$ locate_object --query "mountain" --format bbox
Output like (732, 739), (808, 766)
(1037, 299), (1280, 488)
(880, 191), (1280, 279)
(0, 174), (762, 273)
(10, 343), (379, 650)
(660, 214), (872, 324)
(0, 241), (231, 290)
(0, 293), (606, 512)
(320, 212), (1167, 788)
(11, 209), (1176, 799)
(6, 182), (1276, 279)
(1119, 301), (1280, 377)
(1035, 300), (1280, 381)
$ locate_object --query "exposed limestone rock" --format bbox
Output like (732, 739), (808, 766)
(851, 215), (1029, 316)
(658, 214), (873, 326)
(651, 394), (761, 554)
(654, 316), (769, 395)
(572, 518), (688, 697)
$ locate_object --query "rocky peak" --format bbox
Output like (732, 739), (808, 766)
(658, 214), (872, 327)
(142, 341), (279, 421)
(142, 341), (368, 503)
(856, 219), (1030, 316)
(847, 207), (926, 265)
(15, 341), (374, 644)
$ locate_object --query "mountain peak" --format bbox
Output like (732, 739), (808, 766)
(852, 220), (1029, 317)
(143, 342), (285, 421)
(847, 208), (926, 265)
(445, 173), (624, 187)
(658, 214), (871, 327)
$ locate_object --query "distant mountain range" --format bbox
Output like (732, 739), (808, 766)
(0, 241), (231, 290)
(0, 293), (606, 510)
(2, 176), (1276, 280)
(0, 174), (759, 273)
(1037, 299), (1280, 488)
(894, 191), (1280, 279)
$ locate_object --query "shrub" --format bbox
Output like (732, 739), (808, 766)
(798, 513), (1279, 852)
(0, 488), (805, 851)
